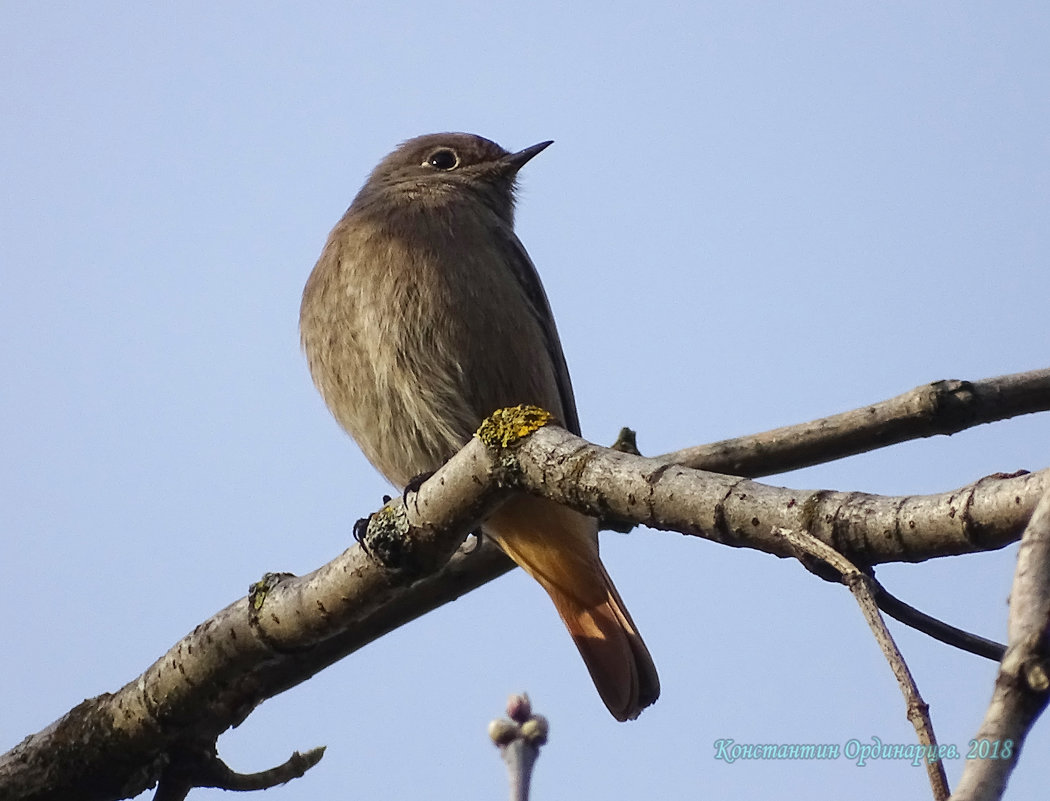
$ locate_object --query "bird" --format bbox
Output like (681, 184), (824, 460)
(299, 133), (659, 721)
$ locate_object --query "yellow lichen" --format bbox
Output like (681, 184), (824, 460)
(249, 580), (269, 611)
(475, 405), (552, 449)
(248, 572), (293, 611)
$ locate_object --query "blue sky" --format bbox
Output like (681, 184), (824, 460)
(2, 3), (1049, 799)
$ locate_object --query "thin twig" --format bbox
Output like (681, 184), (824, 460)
(153, 745), (325, 800)
(775, 528), (951, 801)
(199, 748), (326, 791)
(873, 584), (1005, 662)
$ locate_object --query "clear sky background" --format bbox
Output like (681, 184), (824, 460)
(3, 3), (1048, 800)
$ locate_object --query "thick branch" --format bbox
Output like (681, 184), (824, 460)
(3, 380), (1047, 800)
(951, 488), (1050, 801)
(0, 438), (509, 801)
(512, 426), (1046, 565)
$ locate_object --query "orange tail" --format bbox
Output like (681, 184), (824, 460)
(484, 495), (660, 721)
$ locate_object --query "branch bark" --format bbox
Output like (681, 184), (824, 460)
(510, 426), (1044, 565)
(950, 488), (1050, 801)
(660, 369), (1050, 476)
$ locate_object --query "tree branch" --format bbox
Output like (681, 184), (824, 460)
(152, 744), (324, 801)
(3, 369), (1049, 800)
(775, 527), (950, 800)
(951, 487), (1050, 801)
(511, 426), (1045, 565)
(659, 369), (1050, 476)
(873, 586), (1005, 662)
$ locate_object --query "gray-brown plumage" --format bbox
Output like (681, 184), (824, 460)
(300, 133), (659, 721)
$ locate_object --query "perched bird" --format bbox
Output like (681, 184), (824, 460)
(300, 133), (659, 720)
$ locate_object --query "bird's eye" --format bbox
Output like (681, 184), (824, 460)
(425, 148), (459, 170)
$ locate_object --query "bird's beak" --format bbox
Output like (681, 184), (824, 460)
(503, 140), (554, 172)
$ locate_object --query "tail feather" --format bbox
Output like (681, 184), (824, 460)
(485, 496), (660, 721)
(544, 562), (660, 720)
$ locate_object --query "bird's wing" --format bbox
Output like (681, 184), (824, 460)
(496, 227), (582, 436)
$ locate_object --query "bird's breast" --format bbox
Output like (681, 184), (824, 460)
(301, 208), (562, 486)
